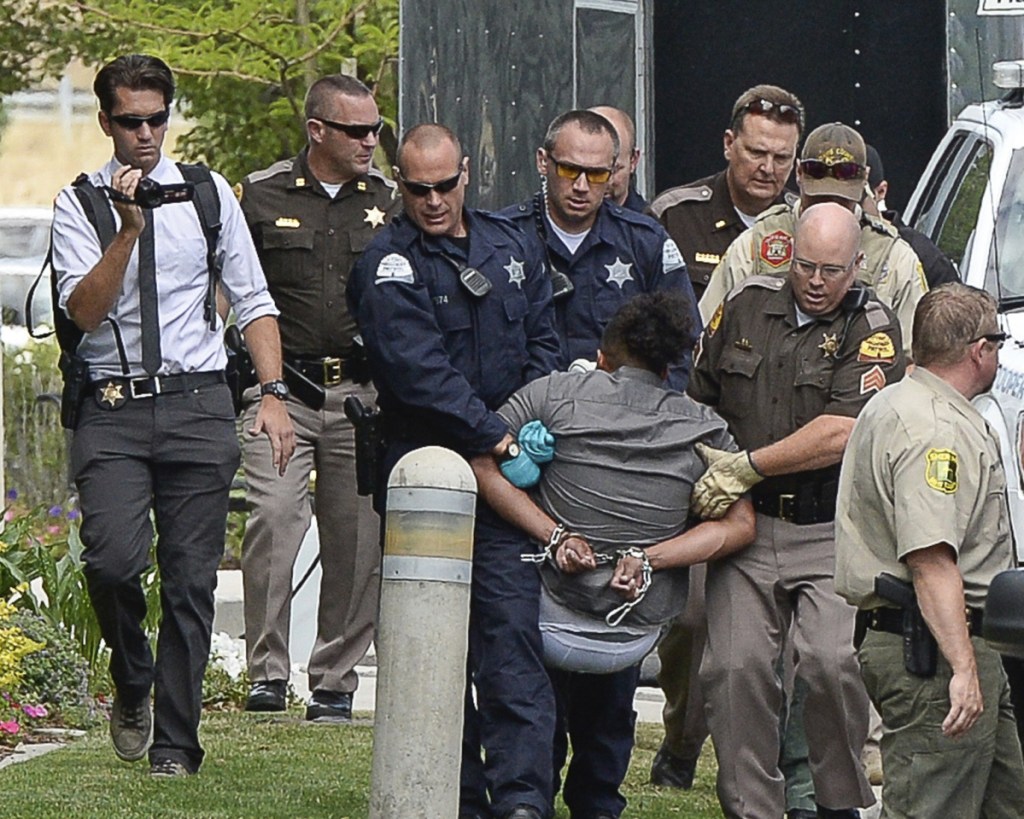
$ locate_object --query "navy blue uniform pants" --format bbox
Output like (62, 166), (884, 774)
(459, 507), (556, 818)
(549, 663), (640, 819)
(71, 383), (239, 772)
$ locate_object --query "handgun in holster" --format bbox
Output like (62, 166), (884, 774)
(344, 395), (384, 496)
(224, 324), (257, 416)
(58, 350), (89, 430)
(875, 572), (938, 678)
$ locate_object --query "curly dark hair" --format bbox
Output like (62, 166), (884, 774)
(600, 291), (694, 373)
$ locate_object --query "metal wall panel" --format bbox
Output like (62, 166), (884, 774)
(948, 0), (1024, 116)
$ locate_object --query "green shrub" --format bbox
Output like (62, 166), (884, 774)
(8, 609), (89, 710)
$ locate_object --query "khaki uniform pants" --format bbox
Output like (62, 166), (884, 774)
(241, 381), (380, 693)
(701, 515), (874, 818)
(859, 631), (1024, 819)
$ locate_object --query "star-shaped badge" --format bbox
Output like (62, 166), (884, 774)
(605, 257), (634, 289)
(504, 256), (525, 289)
(364, 206), (387, 228)
(819, 332), (839, 358)
(100, 381), (125, 408)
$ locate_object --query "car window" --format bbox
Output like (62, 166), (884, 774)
(935, 139), (992, 268)
(988, 148), (1024, 299)
(0, 219), (49, 260)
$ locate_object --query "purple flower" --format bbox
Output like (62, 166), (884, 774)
(48, 505), (63, 517)
(22, 704), (47, 718)
(67, 509), (81, 520)
(5, 488), (16, 501)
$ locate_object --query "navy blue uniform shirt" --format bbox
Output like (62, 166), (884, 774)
(499, 196), (699, 390)
(347, 208), (562, 456)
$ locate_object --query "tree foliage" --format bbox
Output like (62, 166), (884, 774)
(1, 0), (399, 181)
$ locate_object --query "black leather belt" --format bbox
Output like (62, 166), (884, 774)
(857, 606), (984, 637)
(286, 355), (348, 387)
(91, 370), (226, 405)
(750, 487), (836, 524)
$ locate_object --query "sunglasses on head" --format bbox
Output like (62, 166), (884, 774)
(737, 98), (802, 126)
(315, 117), (385, 140)
(397, 166), (464, 197)
(800, 158), (866, 181)
(109, 110), (171, 130)
(548, 156), (613, 185)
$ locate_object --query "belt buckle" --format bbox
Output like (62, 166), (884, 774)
(777, 493), (795, 522)
(129, 375), (160, 399)
(322, 357), (343, 386)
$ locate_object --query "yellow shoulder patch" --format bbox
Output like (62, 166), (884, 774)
(858, 332), (896, 362)
(708, 302), (724, 337)
(925, 448), (958, 494)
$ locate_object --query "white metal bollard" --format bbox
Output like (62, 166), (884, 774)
(369, 446), (476, 819)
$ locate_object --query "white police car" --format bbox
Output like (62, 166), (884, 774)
(904, 59), (1024, 559)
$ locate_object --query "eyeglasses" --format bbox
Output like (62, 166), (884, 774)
(547, 156), (613, 185)
(970, 331), (1009, 348)
(315, 117), (384, 140)
(736, 98), (803, 126)
(791, 257), (855, 281)
(108, 110), (170, 130)
(800, 158), (866, 181)
(397, 167), (464, 197)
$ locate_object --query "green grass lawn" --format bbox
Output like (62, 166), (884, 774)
(2, 711), (724, 818)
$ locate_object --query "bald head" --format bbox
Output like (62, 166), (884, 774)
(789, 203), (863, 315)
(396, 124), (462, 174)
(590, 105), (638, 206)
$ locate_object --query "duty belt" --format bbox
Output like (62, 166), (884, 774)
(857, 606), (984, 638)
(91, 370), (226, 404)
(286, 355), (349, 386)
(750, 469), (839, 525)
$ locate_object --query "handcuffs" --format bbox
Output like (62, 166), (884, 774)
(521, 524), (653, 627)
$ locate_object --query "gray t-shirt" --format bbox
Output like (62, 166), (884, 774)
(498, 365), (735, 625)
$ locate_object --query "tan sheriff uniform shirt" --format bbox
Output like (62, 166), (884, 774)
(689, 276), (905, 454)
(835, 367), (1016, 609)
(240, 148), (399, 357)
(698, 202), (927, 357)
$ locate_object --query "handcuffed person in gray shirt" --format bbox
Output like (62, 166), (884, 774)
(470, 291), (755, 819)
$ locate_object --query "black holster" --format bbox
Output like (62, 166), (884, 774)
(58, 350), (89, 430)
(224, 325), (256, 416)
(875, 573), (938, 678)
(344, 396), (384, 496)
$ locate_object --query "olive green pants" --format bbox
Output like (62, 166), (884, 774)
(859, 630), (1024, 819)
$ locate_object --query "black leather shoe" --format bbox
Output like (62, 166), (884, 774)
(305, 689), (353, 722)
(245, 679), (287, 712)
(649, 741), (698, 789)
(817, 808), (860, 819)
(503, 806), (542, 819)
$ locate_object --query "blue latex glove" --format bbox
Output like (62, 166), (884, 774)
(519, 420), (555, 464)
(500, 450), (541, 488)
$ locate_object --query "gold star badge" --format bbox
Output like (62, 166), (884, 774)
(364, 206), (387, 228)
(100, 381), (124, 408)
(819, 332), (839, 358)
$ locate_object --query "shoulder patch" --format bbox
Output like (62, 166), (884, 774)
(374, 253), (415, 285)
(662, 238), (685, 273)
(925, 448), (958, 494)
(244, 158), (294, 185)
(759, 229), (793, 268)
(858, 332), (896, 363)
(726, 274), (785, 301)
(647, 183), (713, 217)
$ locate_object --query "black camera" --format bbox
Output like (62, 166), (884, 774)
(104, 178), (196, 209)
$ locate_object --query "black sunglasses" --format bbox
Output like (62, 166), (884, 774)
(109, 110), (171, 130)
(971, 331), (1009, 348)
(736, 98), (803, 127)
(800, 158), (866, 181)
(397, 167), (464, 197)
(316, 117), (384, 140)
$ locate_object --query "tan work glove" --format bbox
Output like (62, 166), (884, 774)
(691, 443), (764, 520)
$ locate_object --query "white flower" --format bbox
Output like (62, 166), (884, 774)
(208, 632), (246, 680)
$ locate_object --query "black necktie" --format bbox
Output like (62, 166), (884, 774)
(138, 210), (161, 374)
